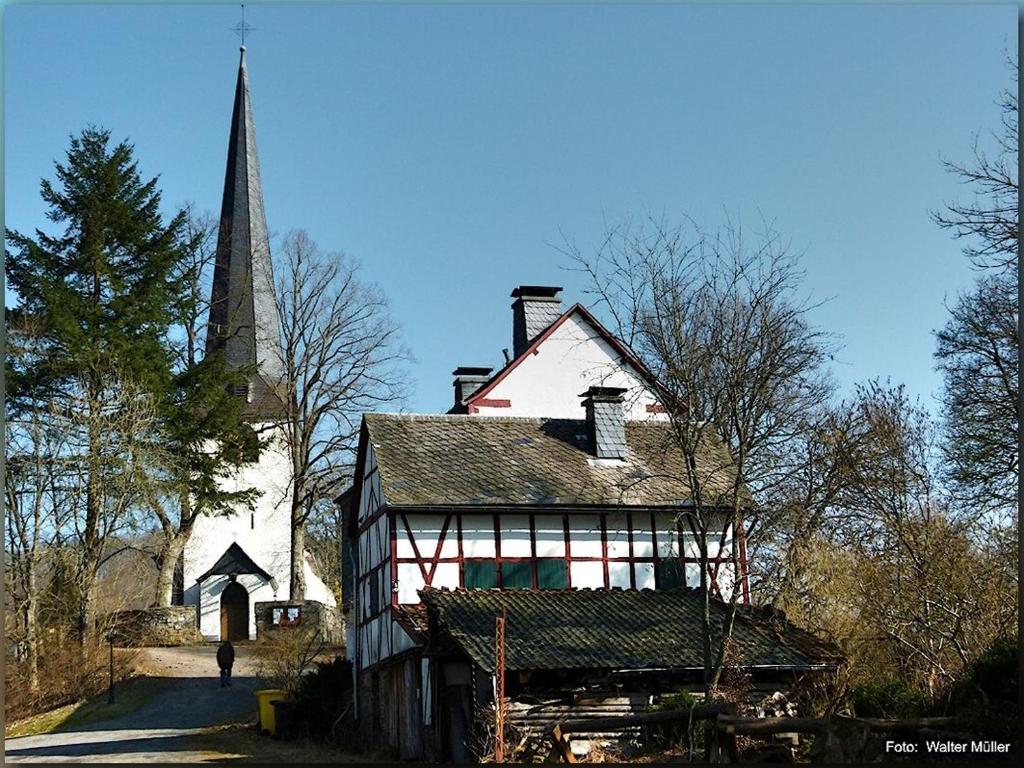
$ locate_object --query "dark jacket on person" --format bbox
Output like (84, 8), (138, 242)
(217, 641), (235, 669)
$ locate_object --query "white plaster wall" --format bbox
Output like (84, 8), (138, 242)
(183, 422), (336, 641)
(473, 312), (667, 420)
(357, 442), (382, 525)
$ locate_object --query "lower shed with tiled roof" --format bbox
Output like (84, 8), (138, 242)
(346, 406), (841, 761)
(421, 587), (841, 673)
(411, 587), (841, 761)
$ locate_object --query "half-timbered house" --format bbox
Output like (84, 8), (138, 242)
(342, 286), (838, 760)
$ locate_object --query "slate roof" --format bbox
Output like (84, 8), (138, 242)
(195, 542), (273, 583)
(421, 588), (842, 673)
(206, 47), (286, 420)
(364, 413), (741, 508)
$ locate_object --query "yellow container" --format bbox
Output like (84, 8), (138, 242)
(254, 688), (286, 736)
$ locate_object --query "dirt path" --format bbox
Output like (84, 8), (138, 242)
(4, 645), (266, 763)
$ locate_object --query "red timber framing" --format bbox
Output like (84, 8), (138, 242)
(388, 507), (751, 602)
(467, 398), (511, 413)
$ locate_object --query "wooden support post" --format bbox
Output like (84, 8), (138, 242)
(494, 610), (507, 763)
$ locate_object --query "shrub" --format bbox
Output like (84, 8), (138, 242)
(4, 633), (136, 723)
(651, 690), (699, 713)
(964, 635), (1017, 706)
(647, 690), (700, 749)
(944, 634), (1018, 736)
(851, 678), (928, 719)
(292, 655), (355, 743)
(251, 626), (326, 698)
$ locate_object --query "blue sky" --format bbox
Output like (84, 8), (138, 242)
(4, 3), (1015, 414)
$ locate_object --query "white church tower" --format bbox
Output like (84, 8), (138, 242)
(182, 46), (335, 641)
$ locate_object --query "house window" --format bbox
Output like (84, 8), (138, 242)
(501, 562), (532, 589)
(465, 560), (498, 589)
(536, 558), (568, 589)
(656, 558), (683, 589)
(368, 571), (380, 615)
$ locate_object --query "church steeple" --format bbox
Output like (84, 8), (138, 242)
(206, 46), (285, 418)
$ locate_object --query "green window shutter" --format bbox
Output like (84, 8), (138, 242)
(501, 561), (532, 589)
(536, 558), (568, 589)
(656, 558), (683, 589)
(465, 560), (498, 589)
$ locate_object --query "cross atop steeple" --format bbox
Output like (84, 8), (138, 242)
(206, 46), (286, 420)
(231, 4), (255, 48)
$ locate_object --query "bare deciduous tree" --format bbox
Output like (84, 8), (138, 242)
(934, 273), (1017, 515)
(567, 215), (836, 694)
(274, 230), (408, 599)
(145, 208), (258, 606)
(811, 382), (1015, 698)
(932, 56), (1018, 274)
(5, 403), (65, 692)
(931, 63), (1018, 516)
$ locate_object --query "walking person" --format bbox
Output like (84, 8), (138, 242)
(217, 640), (235, 688)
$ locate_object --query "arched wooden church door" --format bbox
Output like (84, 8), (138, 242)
(220, 580), (249, 641)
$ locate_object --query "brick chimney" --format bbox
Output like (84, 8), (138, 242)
(511, 286), (563, 358)
(580, 386), (627, 459)
(452, 367), (493, 410)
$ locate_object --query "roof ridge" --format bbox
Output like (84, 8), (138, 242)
(364, 412), (674, 425)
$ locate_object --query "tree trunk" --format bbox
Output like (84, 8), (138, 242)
(23, 598), (40, 692)
(78, 567), (99, 663)
(155, 532), (189, 607)
(81, 390), (103, 653)
(290, 520), (307, 600)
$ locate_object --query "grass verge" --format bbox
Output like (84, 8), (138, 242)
(187, 722), (383, 763)
(4, 676), (166, 738)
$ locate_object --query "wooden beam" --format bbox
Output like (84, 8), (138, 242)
(555, 702), (735, 734)
(547, 724), (577, 764)
(717, 715), (829, 736)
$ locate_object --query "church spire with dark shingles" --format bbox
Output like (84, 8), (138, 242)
(206, 46), (285, 418)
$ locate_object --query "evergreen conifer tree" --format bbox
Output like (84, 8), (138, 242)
(7, 127), (191, 645)
(5, 127), (257, 636)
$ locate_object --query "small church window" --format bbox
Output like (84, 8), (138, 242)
(250, 512), (254, 530)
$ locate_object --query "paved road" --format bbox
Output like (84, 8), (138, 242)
(5, 645), (263, 763)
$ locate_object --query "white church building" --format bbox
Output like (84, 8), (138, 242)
(181, 47), (335, 641)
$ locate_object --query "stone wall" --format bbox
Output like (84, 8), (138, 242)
(108, 606), (202, 646)
(254, 599), (344, 646)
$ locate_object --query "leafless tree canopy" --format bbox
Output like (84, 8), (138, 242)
(934, 273), (1018, 514)
(565, 215), (837, 692)
(932, 56), (1018, 274)
(773, 382), (1016, 699)
(931, 60), (1018, 516)
(273, 230), (409, 598)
